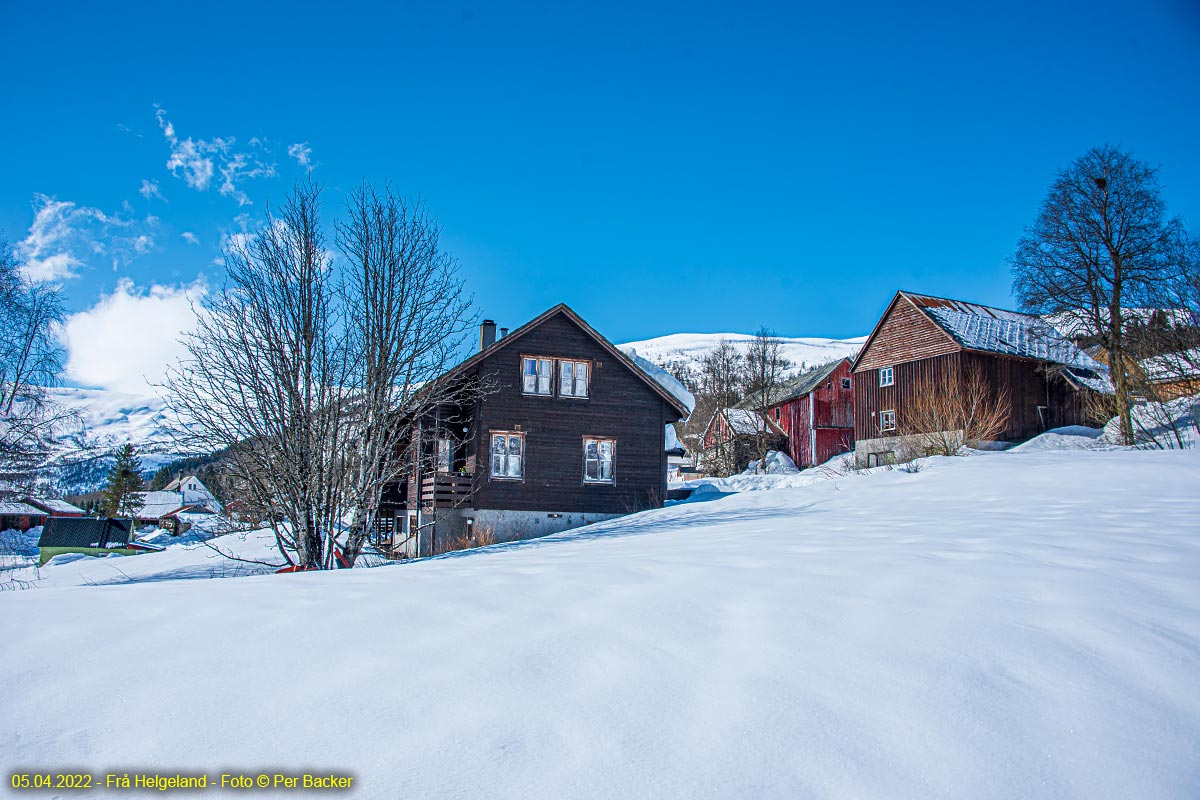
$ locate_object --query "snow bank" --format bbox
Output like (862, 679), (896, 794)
(742, 449), (800, 475)
(2, 448), (1199, 799)
(1103, 395), (1199, 448)
(1010, 425), (1112, 453)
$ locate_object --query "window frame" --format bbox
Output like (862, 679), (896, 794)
(521, 356), (554, 396)
(879, 366), (894, 387)
(559, 359), (591, 399)
(582, 436), (616, 485)
(489, 430), (526, 481)
(841, 377), (852, 390)
(879, 409), (896, 432)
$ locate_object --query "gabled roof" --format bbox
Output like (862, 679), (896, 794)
(38, 517), (133, 548)
(0, 501), (45, 516)
(22, 497), (85, 515)
(706, 407), (785, 439)
(855, 291), (1109, 377)
(425, 303), (691, 420)
(738, 358), (850, 409)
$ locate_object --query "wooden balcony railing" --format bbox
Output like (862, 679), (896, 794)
(420, 473), (474, 508)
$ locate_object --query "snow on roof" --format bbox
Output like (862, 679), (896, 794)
(29, 498), (85, 514)
(741, 359), (849, 409)
(723, 408), (778, 436)
(620, 347), (696, 416)
(905, 293), (1106, 372)
(665, 424), (685, 455)
(0, 502), (45, 516)
(1142, 349), (1200, 383)
(133, 491), (190, 519)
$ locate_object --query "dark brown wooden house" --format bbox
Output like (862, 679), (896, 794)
(742, 358), (856, 468)
(381, 304), (691, 556)
(852, 291), (1111, 466)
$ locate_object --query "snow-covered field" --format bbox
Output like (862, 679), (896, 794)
(2, 443), (1199, 799)
(619, 332), (866, 376)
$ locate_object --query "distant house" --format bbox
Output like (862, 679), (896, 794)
(1086, 345), (1200, 402)
(130, 475), (222, 532)
(701, 407), (786, 474)
(36, 517), (162, 565)
(741, 358), (856, 468)
(0, 502), (48, 533)
(21, 498), (85, 518)
(380, 305), (692, 557)
(852, 291), (1110, 466)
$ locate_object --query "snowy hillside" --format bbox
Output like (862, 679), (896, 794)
(40, 387), (195, 493)
(619, 332), (865, 377)
(2, 443), (1198, 798)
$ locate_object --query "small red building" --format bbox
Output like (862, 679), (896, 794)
(755, 358), (856, 468)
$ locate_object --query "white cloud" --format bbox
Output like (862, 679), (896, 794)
(155, 106), (276, 206)
(62, 277), (207, 394)
(17, 195), (156, 283)
(288, 142), (314, 172)
(139, 179), (164, 201)
(181, 231), (200, 245)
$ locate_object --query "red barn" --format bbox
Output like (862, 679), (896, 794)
(753, 358), (856, 467)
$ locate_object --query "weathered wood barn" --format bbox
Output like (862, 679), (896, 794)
(852, 291), (1111, 466)
(700, 407), (787, 474)
(380, 305), (691, 556)
(742, 358), (856, 468)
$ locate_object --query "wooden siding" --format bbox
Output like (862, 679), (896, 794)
(770, 360), (855, 467)
(466, 311), (673, 513)
(855, 295), (959, 372)
(854, 350), (1092, 444)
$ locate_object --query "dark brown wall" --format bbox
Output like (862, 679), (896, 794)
(854, 350), (1092, 443)
(467, 312), (674, 513)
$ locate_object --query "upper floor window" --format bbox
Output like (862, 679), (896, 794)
(490, 431), (525, 479)
(774, 407), (781, 422)
(879, 366), (894, 387)
(583, 437), (615, 484)
(842, 377), (852, 390)
(560, 360), (590, 398)
(879, 409), (896, 431)
(522, 357), (553, 395)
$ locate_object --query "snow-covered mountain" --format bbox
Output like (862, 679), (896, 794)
(40, 388), (195, 494)
(618, 332), (866, 379)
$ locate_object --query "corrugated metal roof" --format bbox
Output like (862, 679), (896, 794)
(903, 292), (1109, 373)
(38, 518), (133, 548)
(0, 502), (45, 516)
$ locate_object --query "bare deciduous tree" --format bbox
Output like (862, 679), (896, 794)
(1011, 145), (1193, 444)
(903, 363), (1010, 457)
(698, 338), (745, 476)
(165, 182), (480, 569)
(0, 237), (74, 484)
(743, 326), (791, 471)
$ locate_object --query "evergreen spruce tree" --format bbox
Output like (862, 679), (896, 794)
(102, 444), (145, 519)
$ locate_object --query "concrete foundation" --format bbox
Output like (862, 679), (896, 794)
(400, 508), (623, 558)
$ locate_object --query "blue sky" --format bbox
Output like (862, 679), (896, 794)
(1, 0), (1198, 392)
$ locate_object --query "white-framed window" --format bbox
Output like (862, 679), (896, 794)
(879, 409), (896, 431)
(583, 437), (615, 484)
(879, 366), (894, 387)
(842, 377), (852, 390)
(560, 359), (590, 398)
(490, 431), (525, 479)
(522, 357), (553, 395)
(774, 407), (781, 422)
